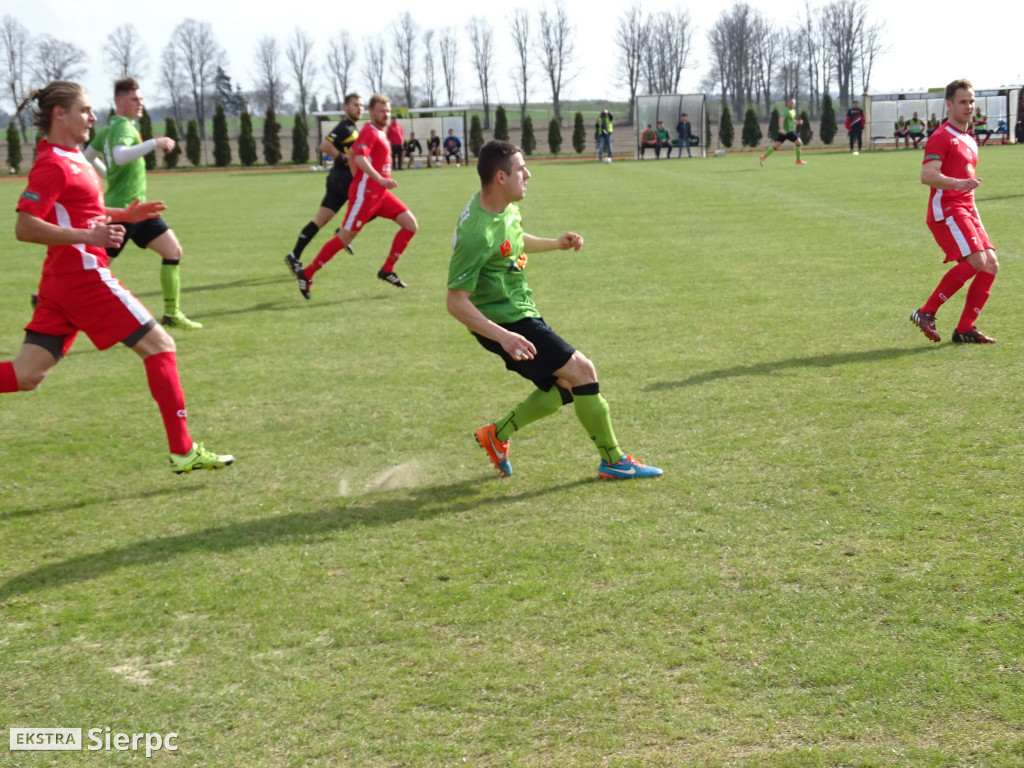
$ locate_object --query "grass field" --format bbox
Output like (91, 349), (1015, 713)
(2, 145), (1024, 767)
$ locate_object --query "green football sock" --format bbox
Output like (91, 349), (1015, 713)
(494, 386), (564, 441)
(573, 392), (622, 464)
(160, 260), (181, 316)
(764, 145), (775, 159)
(795, 145), (802, 161)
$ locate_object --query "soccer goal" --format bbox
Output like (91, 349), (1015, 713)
(634, 94), (707, 159)
(312, 109), (468, 169)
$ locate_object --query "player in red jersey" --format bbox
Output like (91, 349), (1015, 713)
(3, 81), (233, 473)
(909, 78), (998, 344)
(294, 93), (418, 297)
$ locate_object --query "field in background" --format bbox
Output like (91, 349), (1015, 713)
(2, 147), (1024, 766)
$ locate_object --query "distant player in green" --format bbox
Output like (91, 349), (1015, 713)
(760, 98), (806, 166)
(447, 139), (663, 481)
(85, 78), (201, 329)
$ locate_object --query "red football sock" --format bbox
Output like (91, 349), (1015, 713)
(305, 236), (346, 278)
(0, 361), (17, 393)
(382, 228), (415, 273)
(922, 260), (977, 314)
(956, 271), (996, 333)
(144, 351), (192, 455)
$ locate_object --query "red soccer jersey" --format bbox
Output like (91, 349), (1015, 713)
(16, 139), (109, 276)
(351, 123), (391, 188)
(923, 123), (978, 225)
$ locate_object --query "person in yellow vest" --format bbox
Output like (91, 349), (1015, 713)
(908, 112), (926, 148)
(972, 107), (991, 145)
(926, 113), (941, 136)
(894, 116), (910, 148)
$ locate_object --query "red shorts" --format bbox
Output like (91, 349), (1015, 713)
(27, 268), (154, 353)
(341, 189), (408, 233)
(928, 213), (994, 263)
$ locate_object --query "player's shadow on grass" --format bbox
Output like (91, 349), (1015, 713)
(643, 345), (940, 391)
(0, 477), (593, 601)
(0, 485), (201, 523)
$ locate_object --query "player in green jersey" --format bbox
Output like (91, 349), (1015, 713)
(85, 78), (201, 329)
(760, 98), (806, 166)
(447, 140), (663, 481)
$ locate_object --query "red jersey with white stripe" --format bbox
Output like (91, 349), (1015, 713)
(16, 139), (109, 275)
(349, 123), (391, 202)
(923, 123), (978, 225)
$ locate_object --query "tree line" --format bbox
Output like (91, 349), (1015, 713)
(1, 1), (583, 141)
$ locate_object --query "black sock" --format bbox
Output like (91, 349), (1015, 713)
(293, 222), (320, 258)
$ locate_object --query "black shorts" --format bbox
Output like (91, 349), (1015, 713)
(107, 216), (170, 259)
(473, 316), (576, 391)
(321, 167), (353, 212)
(775, 131), (799, 144)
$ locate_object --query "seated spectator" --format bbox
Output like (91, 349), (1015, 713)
(653, 120), (672, 158)
(894, 116), (910, 148)
(640, 124), (657, 157)
(908, 112), (926, 148)
(443, 129), (462, 165)
(926, 113), (941, 136)
(426, 130), (441, 167)
(973, 108), (992, 145)
(404, 132), (422, 165)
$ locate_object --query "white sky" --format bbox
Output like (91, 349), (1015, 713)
(13, 0), (1024, 112)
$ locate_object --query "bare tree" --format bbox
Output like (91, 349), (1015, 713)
(0, 15), (31, 136)
(707, 3), (759, 116)
(615, 4), (646, 124)
(32, 35), (88, 84)
(857, 19), (886, 98)
(253, 35), (284, 113)
(160, 42), (186, 126)
(103, 24), (148, 80)
(822, 0), (863, 110)
(438, 27), (458, 106)
(751, 16), (781, 116)
(421, 29), (437, 108)
(797, 1), (822, 116)
(171, 19), (222, 138)
(325, 31), (356, 109)
(392, 12), (418, 108)
(510, 8), (531, 124)
(467, 16), (494, 129)
(363, 36), (386, 95)
(641, 10), (693, 94)
(777, 28), (803, 106)
(536, 0), (575, 123)
(286, 27), (316, 119)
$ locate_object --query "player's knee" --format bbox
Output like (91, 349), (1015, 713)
(17, 366), (51, 391)
(986, 251), (999, 274)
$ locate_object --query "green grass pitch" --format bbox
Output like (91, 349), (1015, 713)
(2, 146), (1024, 766)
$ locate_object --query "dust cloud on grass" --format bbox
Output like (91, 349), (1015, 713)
(337, 461), (426, 497)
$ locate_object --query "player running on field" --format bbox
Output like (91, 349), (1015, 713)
(284, 93), (363, 273)
(85, 78), (202, 329)
(447, 140), (663, 481)
(761, 98), (806, 166)
(292, 93), (418, 297)
(6, 81), (233, 473)
(910, 78), (999, 344)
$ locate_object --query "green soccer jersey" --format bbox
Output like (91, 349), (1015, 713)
(448, 192), (539, 325)
(91, 114), (147, 207)
(783, 108), (797, 133)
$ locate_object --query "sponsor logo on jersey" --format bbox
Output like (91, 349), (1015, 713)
(21, 190), (41, 202)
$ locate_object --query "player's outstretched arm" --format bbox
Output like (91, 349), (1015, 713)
(108, 198), (167, 223)
(523, 232), (584, 254)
